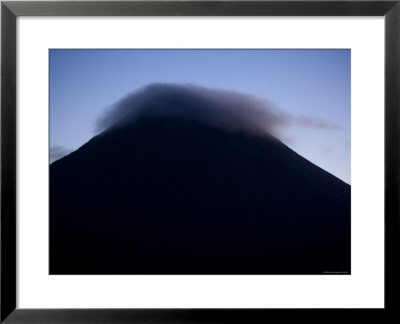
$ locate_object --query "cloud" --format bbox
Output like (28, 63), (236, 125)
(50, 146), (72, 164)
(95, 83), (341, 139)
(321, 146), (334, 156)
(295, 116), (342, 130)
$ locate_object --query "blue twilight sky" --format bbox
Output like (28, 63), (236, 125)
(50, 49), (351, 184)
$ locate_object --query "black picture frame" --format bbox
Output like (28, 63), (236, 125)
(1, 1), (399, 322)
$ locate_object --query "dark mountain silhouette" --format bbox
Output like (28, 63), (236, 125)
(50, 90), (350, 275)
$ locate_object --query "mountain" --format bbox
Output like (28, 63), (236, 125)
(50, 116), (350, 275)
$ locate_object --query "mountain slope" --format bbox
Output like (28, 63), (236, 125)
(50, 117), (350, 274)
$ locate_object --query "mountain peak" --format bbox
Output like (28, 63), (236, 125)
(51, 106), (350, 274)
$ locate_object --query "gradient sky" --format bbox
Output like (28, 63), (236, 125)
(50, 49), (350, 184)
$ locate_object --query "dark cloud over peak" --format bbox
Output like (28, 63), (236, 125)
(95, 83), (341, 139)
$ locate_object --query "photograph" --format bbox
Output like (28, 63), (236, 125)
(49, 49), (351, 275)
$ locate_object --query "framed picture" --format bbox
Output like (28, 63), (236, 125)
(1, 0), (399, 322)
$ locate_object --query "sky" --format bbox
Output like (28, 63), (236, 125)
(49, 49), (350, 184)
